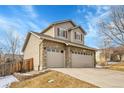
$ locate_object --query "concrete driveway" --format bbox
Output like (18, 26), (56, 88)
(51, 68), (124, 88)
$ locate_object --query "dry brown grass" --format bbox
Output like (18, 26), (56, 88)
(109, 63), (124, 71)
(10, 70), (98, 88)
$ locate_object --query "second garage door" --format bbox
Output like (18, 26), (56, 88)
(72, 52), (94, 68)
(47, 48), (64, 68)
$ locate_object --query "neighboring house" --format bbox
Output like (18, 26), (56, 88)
(22, 20), (96, 70)
(96, 46), (124, 63)
(96, 48), (112, 63)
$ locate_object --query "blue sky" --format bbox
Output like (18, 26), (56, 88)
(0, 5), (110, 50)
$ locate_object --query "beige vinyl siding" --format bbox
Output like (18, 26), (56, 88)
(43, 27), (55, 37)
(43, 22), (84, 45)
(71, 28), (84, 44)
(24, 34), (42, 70)
(54, 22), (74, 40)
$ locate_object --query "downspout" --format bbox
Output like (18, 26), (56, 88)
(38, 39), (44, 71)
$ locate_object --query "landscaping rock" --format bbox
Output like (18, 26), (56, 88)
(48, 79), (55, 83)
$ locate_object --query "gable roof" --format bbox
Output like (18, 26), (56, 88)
(41, 20), (86, 34)
(22, 31), (96, 52)
(68, 26), (86, 35)
(22, 32), (31, 52)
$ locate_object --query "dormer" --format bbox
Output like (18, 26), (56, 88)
(41, 20), (86, 45)
(54, 20), (74, 40)
(70, 26), (86, 44)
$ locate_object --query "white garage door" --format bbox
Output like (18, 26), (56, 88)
(47, 48), (64, 68)
(72, 52), (94, 68)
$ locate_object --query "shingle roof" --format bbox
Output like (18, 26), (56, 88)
(40, 20), (86, 34)
(22, 31), (96, 52)
(68, 26), (87, 35)
(32, 32), (96, 50)
(22, 20), (95, 52)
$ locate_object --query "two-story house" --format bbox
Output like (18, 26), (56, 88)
(22, 20), (96, 70)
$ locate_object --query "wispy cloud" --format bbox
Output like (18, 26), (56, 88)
(0, 16), (20, 35)
(76, 6), (110, 48)
(0, 6), (49, 50)
(21, 5), (38, 18)
(0, 6), (49, 34)
(20, 5), (49, 30)
(0, 5), (111, 50)
(77, 6), (86, 14)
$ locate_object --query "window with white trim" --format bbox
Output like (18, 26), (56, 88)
(57, 28), (67, 38)
(74, 32), (82, 41)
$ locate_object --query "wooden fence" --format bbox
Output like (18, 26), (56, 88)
(0, 58), (33, 76)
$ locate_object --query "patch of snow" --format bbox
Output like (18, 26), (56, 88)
(15, 73), (31, 76)
(0, 75), (19, 88)
(108, 62), (120, 64)
(21, 73), (32, 76)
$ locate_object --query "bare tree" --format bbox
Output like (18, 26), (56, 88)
(0, 48), (3, 63)
(97, 24), (113, 65)
(98, 6), (124, 46)
(98, 36), (112, 65)
(5, 30), (20, 62)
(111, 46), (124, 62)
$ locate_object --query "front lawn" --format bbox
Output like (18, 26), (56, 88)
(10, 70), (98, 88)
(109, 63), (124, 71)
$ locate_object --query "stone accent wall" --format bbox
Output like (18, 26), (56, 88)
(39, 42), (47, 70)
(40, 40), (95, 69)
(65, 46), (72, 68)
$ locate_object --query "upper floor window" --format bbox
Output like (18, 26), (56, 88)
(74, 32), (82, 41)
(57, 28), (67, 38)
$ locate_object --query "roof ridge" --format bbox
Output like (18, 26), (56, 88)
(32, 32), (96, 50)
(52, 19), (72, 24)
(40, 19), (77, 34)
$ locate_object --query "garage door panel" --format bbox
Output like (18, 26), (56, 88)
(72, 54), (94, 68)
(47, 51), (64, 68)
